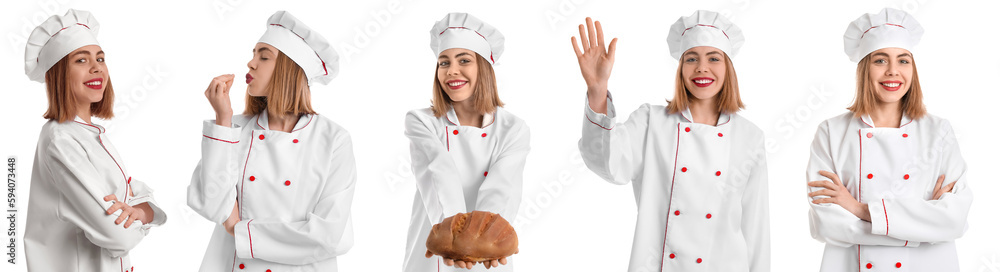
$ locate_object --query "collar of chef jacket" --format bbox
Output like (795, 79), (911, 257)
(859, 113), (914, 128)
(254, 110), (314, 131)
(71, 116), (106, 134)
(444, 107), (496, 128)
(679, 107), (732, 126)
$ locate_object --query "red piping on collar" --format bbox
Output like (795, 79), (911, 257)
(73, 120), (105, 133)
(291, 115), (314, 132)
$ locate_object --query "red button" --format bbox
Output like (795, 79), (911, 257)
(669, 253), (675, 259)
(715, 171), (721, 176)
(453, 130), (459, 135)
(696, 258), (702, 264)
(718, 133), (723, 137)
(866, 263), (872, 269)
(239, 264), (245, 269)
(483, 171), (488, 177)
(293, 139), (299, 143)
(903, 174), (910, 180)
(681, 167), (688, 172)
(902, 133), (909, 138)
(867, 173), (873, 179)
(481, 133), (487, 137)
(284, 180), (291, 186)
(684, 127), (691, 132)
(674, 210), (680, 216)
(266, 270), (272, 272)
(259, 134), (265, 140)
(896, 262), (902, 268)
(706, 213), (712, 219)
(249, 176), (255, 181)
(866, 132), (873, 138)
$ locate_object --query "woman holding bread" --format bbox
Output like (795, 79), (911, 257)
(404, 12), (530, 271)
(187, 11), (356, 272)
(805, 8), (972, 271)
(572, 11), (769, 271)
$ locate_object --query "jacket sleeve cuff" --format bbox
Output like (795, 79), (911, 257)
(869, 199), (889, 236)
(234, 219), (255, 259)
(202, 120), (242, 144)
(584, 91), (616, 130)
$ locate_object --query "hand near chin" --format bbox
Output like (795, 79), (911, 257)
(205, 74), (235, 127)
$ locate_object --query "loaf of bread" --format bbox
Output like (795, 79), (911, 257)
(425, 211), (519, 263)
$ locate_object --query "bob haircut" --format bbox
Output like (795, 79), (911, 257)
(666, 53), (743, 114)
(430, 53), (503, 118)
(43, 55), (115, 123)
(244, 50), (316, 119)
(847, 52), (926, 120)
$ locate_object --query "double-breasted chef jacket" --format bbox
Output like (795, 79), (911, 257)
(807, 113), (973, 272)
(403, 107), (530, 272)
(26, 117), (167, 272)
(580, 93), (770, 272)
(188, 111), (356, 272)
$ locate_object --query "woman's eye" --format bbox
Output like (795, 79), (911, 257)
(710, 57), (720, 62)
(899, 59), (910, 64)
(438, 61), (449, 67)
(460, 59), (471, 64)
(685, 58), (696, 62)
(97, 57), (105, 62)
(76, 58), (87, 63)
(874, 59), (886, 64)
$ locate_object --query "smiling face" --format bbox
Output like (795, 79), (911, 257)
(246, 42), (279, 97)
(680, 46), (727, 101)
(866, 47), (914, 104)
(66, 44), (108, 105)
(436, 48), (479, 103)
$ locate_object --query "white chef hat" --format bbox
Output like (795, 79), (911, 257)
(24, 9), (101, 83)
(667, 10), (744, 60)
(429, 13), (504, 65)
(258, 11), (339, 86)
(844, 8), (923, 62)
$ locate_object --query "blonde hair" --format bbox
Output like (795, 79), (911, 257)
(666, 53), (743, 114)
(43, 56), (115, 122)
(244, 50), (316, 119)
(847, 53), (926, 120)
(430, 53), (504, 118)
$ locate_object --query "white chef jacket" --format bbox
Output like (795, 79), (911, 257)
(402, 107), (530, 272)
(188, 111), (356, 272)
(25, 117), (167, 272)
(580, 94), (770, 272)
(807, 113), (972, 272)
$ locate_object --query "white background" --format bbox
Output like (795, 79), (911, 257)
(2, 0), (998, 271)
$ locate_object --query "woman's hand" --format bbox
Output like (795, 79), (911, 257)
(425, 250), (509, 270)
(808, 171), (871, 221)
(103, 194), (153, 228)
(571, 17), (617, 114)
(205, 74), (235, 127)
(223, 201), (240, 236)
(931, 174), (957, 200)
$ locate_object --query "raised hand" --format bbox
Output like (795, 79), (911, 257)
(204, 74), (235, 127)
(571, 17), (618, 114)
